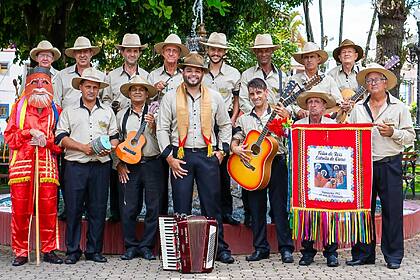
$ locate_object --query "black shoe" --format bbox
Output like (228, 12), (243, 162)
(121, 248), (140, 260)
(223, 214), (240, 226)
(217, 251), (234, 264)
(85, 253), (107, 263)
(138, 248), (156, 260)
(43, 251), (63, 264)
(281, 251), (294, 263)
(345, 259), (375, 266)
(12, 256), (28, 266)
(299, 256), (314, 266)
(246, 250), (269, 261)
(326, 255), (339, 267)
(244, 214), (251, 228)
(64, 254), (80, 265)
(387, 262), (400, 269)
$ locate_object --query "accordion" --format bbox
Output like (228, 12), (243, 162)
(159, 215), (218, 273)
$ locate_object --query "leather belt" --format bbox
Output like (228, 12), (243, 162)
(140, 155), (160, 163)
(181, 147), (216, 153)
(374, 154), (401, 164)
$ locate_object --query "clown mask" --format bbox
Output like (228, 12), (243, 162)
(25, 71), (53, 108)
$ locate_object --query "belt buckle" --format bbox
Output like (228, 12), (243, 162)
(191, 147), (197, 153)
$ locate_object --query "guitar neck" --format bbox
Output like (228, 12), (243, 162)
(133, 121), (147, 141)
(350, 86), (367, 102)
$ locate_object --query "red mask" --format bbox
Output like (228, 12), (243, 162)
(25, 72), (53, 108)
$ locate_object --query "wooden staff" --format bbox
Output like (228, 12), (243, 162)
(34, 146), (40, 265)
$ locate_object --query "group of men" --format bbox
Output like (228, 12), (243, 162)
(4, 30), (414, 271)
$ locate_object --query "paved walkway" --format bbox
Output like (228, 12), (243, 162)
(0, 234), (419, 280)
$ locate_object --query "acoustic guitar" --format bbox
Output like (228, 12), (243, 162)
(115, 103), (159, 164)
(331, 55), (400, 123)
(227, 74), (324, 191)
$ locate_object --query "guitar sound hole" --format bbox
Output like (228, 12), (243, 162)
(251, 144), (260, 156)
(130, 139), (138, 146)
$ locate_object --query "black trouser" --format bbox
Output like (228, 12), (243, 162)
(118, 157), (164, 250)
(171, 147), (231, 256)
(300, 240), (338, 259)
(220, 156), (233, 216)
(64, 161), (110, 255)
(109, 167), (120, 219)
(351, 155), (404, 264)
(248, 155), (294, 254)
(57, 154), (66, 210)
(160, 158), (169, 215)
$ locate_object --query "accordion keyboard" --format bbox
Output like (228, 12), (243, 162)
(159, 216), (180, 270)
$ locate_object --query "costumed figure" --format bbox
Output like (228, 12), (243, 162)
(4, 67), (63, 266)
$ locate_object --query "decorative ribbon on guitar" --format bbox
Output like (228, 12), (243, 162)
(289, 123), (373, 245)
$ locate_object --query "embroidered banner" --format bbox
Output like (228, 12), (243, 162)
(289, 123), (373, 245)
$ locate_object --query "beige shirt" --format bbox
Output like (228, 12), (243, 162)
(294, 116), (337, 124)
(287, 71), (343, 116)
(116, 105), (160, 158)
(348, 93), (415, 161)
(327, 64), (362, 92)
(53, 64), (106, 109)
(233, 107), (287, 154)
(148, 65), (183, 102)
(157, 84), (232, 156)
(203, 62), (241, 111)
(102, 65), (149, 110)
(56, 98), (119, 163)
(239, 64), (284, 114)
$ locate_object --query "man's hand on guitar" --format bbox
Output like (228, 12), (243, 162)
(232, 143), (252, 163)
(339, 100), (354, 112)
(154, 80), (167, 91)
(145, 113), (156, 130)
(296, 109), (309, 119)
(274, 104), (290, 119)
(117, 162), (130, 184)
(167, 155), (188, 179)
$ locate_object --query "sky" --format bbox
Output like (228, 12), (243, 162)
(296, 0), (420, 60)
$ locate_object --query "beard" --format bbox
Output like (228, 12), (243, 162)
(209, 55), (223, 64)
(27, 88), (53, 108)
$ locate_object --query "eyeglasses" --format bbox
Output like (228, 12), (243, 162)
(365, 78), (387, 85)
(37, 53), (53, 59)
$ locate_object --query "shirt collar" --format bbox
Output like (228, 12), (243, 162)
(250, 106), (272, 119)
(161, 65), (180, 77)
(79, 97), (103, 110)
(120, 64), (139, 78)
(255, 63), (278, 74)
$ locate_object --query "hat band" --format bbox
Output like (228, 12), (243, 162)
(207, 41), (227, 46)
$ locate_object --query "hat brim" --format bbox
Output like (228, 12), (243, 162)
(154, 42), (190, 58)
(30, 47), (61, 61)
(333, 44), (364, 63)
(356, 67), (397, 90)
(72, 77), (109, 90)
(293, 50), (329, 65)
(120, 82), (158, 99)
(201, 41), (229, 49)
(250, 45), (280, 51)
(65, 46), (101, 58)
(296, 91), (336, 110)
(115, 44), (148, 51)
(179, 63), (208, 73)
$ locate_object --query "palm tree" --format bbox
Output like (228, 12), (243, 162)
(303, 0), (314, 42)
(338, 0), (345, 44)
(319, 0), (325, 49)
(365, 6), (377, 65)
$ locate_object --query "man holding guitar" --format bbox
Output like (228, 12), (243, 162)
(231, 78), (294, 263)
(115, 76), (164, 261)
(294, 90), (339, 267)
(289, 42), (344, 119)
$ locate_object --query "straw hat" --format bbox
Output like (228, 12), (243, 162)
(201, 32), (229, 49)
(120, 75), (158, 98)
(333, 39), (364, 63)
(154, 34), (189, 57)
(30, 40), (61, 61)
(72, 68), (109, 89)
(179, 53), (208, 73)
(296, 90), (336, 110)
(250, 34), (280, 50)
(65, 36), (100, 58)
(292, 42), (328, 65)
(356, 63), (397, 90)
(116, 33), (148, 51)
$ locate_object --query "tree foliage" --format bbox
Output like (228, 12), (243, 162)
(0, 0), (304, 73)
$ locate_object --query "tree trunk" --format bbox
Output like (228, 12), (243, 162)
(303, 0), (314, 42)
(375, 0), (408, 97)
(338, 0), (345, 44)
(364, 7), (378, 65)
(319, 0), (325, 49)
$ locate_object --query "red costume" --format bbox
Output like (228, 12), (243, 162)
(5, 68), (61, 257)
